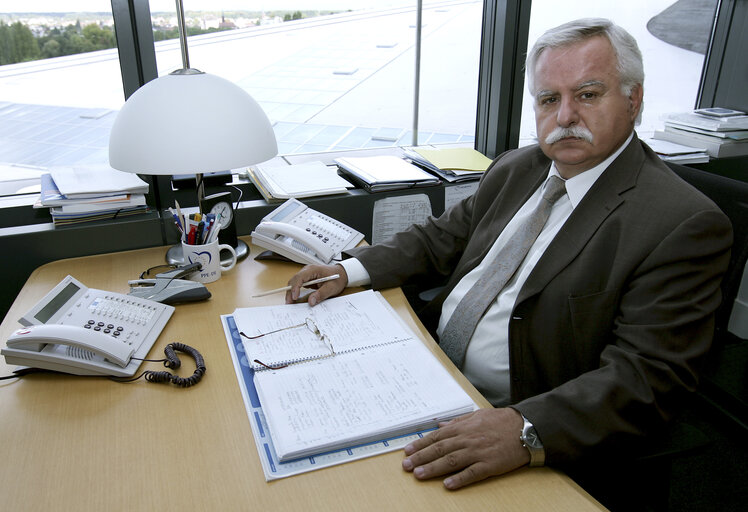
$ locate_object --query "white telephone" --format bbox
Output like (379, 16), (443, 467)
(251, 198), (364, 265)
(1, 275), (174, 377)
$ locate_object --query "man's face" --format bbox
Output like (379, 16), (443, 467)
(532, 36), (642, 178)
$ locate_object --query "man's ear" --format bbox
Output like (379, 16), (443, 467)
(628, 83), (643, 121)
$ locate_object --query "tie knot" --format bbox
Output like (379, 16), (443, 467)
(542, 175), (566, 203)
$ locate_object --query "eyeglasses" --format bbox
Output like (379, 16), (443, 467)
(239, 317), (335, 370)
(139, 264), (178, 279)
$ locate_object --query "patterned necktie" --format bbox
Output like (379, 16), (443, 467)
(439, 175), (567, 368)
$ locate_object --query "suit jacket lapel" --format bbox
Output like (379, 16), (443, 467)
(455, 149), (551, 281)
(516, 137), (644, 304)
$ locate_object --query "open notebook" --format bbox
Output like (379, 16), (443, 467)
(230, 290), (476, 461)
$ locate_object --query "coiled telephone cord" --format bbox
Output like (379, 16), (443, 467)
(115, 342), (206, 387)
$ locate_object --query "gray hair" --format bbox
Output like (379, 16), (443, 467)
(525, 18), (644, 99)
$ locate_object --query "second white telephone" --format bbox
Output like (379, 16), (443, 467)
(251, 198), (364, 265)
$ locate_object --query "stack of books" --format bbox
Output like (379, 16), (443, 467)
(653, 108), (748, 159)
(404, 146), (492, 182)
(35, 165), (149, 225)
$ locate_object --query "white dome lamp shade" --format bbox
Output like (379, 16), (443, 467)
(108, 70), (277, 176)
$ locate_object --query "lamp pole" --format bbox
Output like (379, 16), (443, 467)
(175, 0), (190, 70)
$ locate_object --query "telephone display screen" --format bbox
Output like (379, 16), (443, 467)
(34, 281), (80, 323)
(270, 201), (299, 222)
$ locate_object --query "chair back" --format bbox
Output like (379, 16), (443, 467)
(666, 162), (748, 343)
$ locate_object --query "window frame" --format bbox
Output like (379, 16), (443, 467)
(474, 0), (531, 159)
(698, 0), (748, 113)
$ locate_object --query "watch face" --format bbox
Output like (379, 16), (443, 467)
(523, 427), (542, 449)
(210, 202), (233, 228)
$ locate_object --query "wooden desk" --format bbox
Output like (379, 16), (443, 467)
(0, 238), (604, 511)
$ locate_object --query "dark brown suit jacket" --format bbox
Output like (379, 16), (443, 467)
(347, 135), (732, 466)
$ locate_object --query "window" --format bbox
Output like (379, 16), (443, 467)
(0, 0), (483, 210)
(0, 1), (120, 197)
(518, 0), (719, 146)
(0, 0), (732, 219)
(148, 1), (481, 155)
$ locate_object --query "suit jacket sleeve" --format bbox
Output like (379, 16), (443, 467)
(346, 148), (542, 291)
(345, 168), (479, 288)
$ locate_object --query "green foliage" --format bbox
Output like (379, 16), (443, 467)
(283, 11), (304, 22)
(0, 21), (40, 65)
(0, 20), (115, 65)
(82, 24), (116, 49)
(0, 10), (341, 65)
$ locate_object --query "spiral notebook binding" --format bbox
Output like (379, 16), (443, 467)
(251, 350), (334, 371)
(251, 336), (413, 372)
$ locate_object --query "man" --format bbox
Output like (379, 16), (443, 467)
(285, 17), (732, 502)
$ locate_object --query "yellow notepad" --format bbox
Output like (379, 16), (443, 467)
(414, 147), (492, 172)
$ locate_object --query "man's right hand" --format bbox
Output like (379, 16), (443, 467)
(285, 264), (348, 306)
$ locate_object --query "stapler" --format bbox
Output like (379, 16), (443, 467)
(128, 263), (211, 304)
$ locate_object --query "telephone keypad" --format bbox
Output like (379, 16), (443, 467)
(83, 315), (142, 345)
(296, 214), (354, 248)
(82, 319), (126, 338)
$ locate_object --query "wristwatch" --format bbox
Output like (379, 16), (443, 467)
(520, 413), (545, 467)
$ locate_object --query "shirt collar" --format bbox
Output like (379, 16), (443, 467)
(548, 131), (634, 208)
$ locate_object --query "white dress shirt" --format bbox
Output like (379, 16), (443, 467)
(341, 134), (632, 406)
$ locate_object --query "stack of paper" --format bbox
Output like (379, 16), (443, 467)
(643, 138), (710, 165)
(653, 109), (748, 159)
(405, 147), (492, 182)
(248, 161), (352, 202)
(35, 165), (149, 225)
(334, 155), (441, 192)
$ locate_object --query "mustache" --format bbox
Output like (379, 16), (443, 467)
(544, 126), (594, 145)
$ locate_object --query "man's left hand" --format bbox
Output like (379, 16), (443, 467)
(402, 407), (530, 489)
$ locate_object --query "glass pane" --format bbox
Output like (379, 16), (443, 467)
(519, 0), (718, 146)
(0, 1), (120, 196)
(149, 0), (480, 155)
(417, 1), (481, 147)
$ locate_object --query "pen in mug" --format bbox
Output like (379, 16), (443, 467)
(175, 201), (185, 231)
(196, 220), (205, 244)
(207, 214), (222, 243)
(168, 207), (184, 235)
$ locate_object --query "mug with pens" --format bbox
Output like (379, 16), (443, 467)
(169, 203), (237, 284)
(184, 212), (220, 245)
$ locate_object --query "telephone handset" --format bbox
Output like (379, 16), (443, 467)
(1, 275), (174, 377)
(251, 198), (364, 265)
(255, 221), (338, 262)
(7, 324), (134, 367)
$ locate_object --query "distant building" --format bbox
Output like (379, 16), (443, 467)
(218, 13), (236, 30)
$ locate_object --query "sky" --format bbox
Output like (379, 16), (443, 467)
(0, 1), (418, 13)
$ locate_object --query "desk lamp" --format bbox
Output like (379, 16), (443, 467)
(108, 0), (277, 264)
